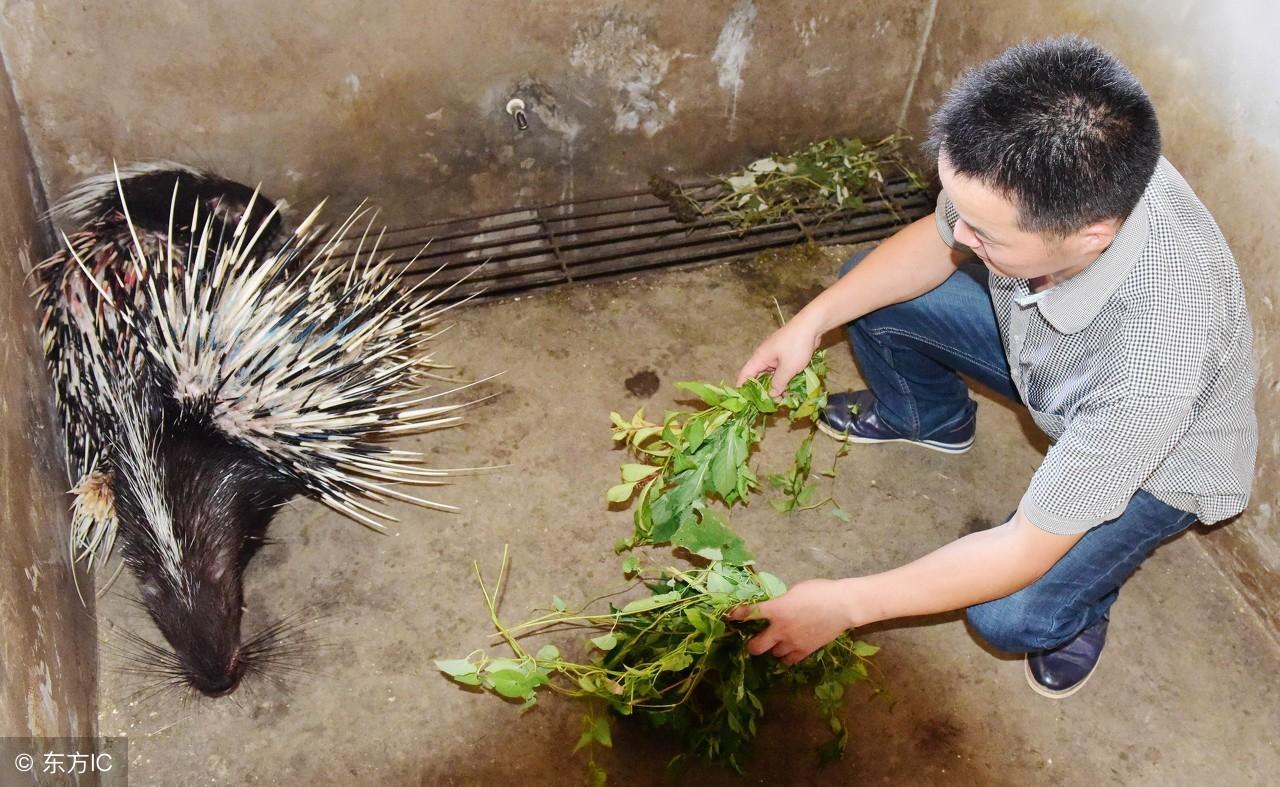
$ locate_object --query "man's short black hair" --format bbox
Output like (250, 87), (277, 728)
(927, 36), (1161, 236)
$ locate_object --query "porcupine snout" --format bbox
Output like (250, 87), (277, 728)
(113, 413), (298, 697)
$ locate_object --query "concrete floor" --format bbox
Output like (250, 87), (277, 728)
(96, 245), (1280, 785)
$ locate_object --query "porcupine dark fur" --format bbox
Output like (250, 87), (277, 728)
(34, 163), (474, 696)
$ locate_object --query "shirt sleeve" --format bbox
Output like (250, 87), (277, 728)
(934, 189), (968, 250)
(1021, 395), (1197, 534)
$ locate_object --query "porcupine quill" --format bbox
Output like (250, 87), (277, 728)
(34, 163), (488, 697)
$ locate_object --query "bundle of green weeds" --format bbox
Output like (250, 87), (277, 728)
(656, 135), (924, 231)
(438, 353), (879, 777)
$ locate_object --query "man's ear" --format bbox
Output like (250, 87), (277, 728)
(1070, 218), (1122, 256)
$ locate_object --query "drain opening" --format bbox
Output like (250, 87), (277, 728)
(332, 176), (931, 303)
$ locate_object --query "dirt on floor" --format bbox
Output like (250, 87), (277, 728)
(95, 245), (1280, 785)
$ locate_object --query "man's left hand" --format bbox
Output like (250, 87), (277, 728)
(726, 578), (860, 665)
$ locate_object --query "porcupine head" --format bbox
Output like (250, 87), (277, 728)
(114, 393), (300, 696)
(46, 164), (464, 697)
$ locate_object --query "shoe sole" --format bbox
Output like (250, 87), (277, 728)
(1024, 650), (1101, 700)
(816, 419), (974, 455)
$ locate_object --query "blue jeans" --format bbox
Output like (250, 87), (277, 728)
(839, 249), (1199, 653)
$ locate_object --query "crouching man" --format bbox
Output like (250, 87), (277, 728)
(731, 36), (1257, 698)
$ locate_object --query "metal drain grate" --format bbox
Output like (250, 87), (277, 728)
(332, 177), (932, 303)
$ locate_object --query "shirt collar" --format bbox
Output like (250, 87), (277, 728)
(1030, 194), (1150, 334)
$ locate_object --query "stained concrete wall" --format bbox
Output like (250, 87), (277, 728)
(902, 0), (1280, 641)
(0, 53), (97, 737)
(0, 0), (935, 226)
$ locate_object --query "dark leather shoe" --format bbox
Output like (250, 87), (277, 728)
(1025, 617), (1109, 699)
(816, 390), (975, 454)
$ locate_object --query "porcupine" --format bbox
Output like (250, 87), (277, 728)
(34, 162), (475, 696)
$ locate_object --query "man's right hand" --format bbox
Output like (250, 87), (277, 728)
(736, 315), (824, 396)
(736, 214), (964, 396)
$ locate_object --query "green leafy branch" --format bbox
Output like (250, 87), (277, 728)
(769, 432), (855, 522)
(608, 353), (829, 559)
(437, 552), (879, 775)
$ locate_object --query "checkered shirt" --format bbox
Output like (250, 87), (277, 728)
(935, 157), (1258, 534)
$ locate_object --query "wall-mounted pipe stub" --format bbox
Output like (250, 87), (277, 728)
(505, 98), (529, 131)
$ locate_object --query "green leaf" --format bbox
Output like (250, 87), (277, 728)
(535, 644), (561, 662)
(607, 481), (637, 503)
(687, 607), (726, 639)
(435, 658), (477, 677)
(646, 467), (707, 543)
(736, 464), (757, 503)
(830, 505), (851, 522)
(620, 590), (680, 613)
(633, 425), (663, 445)
(552, 595), (567, 612)
(685, 607), (713, 635)
(706, 409), (731, 434)
(590, 633), (619, 651)
(797, 483), (817, 505)
(684, 419), (706, 451)
(587, 761), (608, 787)
(660, 424), (679, 447)
(796, 434), (813, 468)
(620, 463), (654, 483)
(740, 379), (778, 413)
(803, 366), (820, 397)
(851, 641), (880, 657)
(707, 428), (741, 499)
(671, 509), (753, 565)
(575, 713), (613, 752)
(721, 541), (754, 565)
(486, 668), (544, 700)
(621, 555), (640, 575)
(706, 569), (735, 594)
(839, 660), (869, 681)
(757, 571), (787, 598)
(658, 651), (694, 672)
(718, 394), (746, 413)
(675, 381), (725, 406)
(814, 681), (845, 703)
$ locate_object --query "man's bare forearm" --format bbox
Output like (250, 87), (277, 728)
(793, 213), (969, 336)
(736, 212), (968, 392)
(838, 511), (1085, 628)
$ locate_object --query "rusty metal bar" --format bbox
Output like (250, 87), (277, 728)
(536, 206), (572, 284)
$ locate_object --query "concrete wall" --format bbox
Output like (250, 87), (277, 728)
(0, 0), (936, 226)
(0, 52), (97, 737)
(903, 0), (1280, 641)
